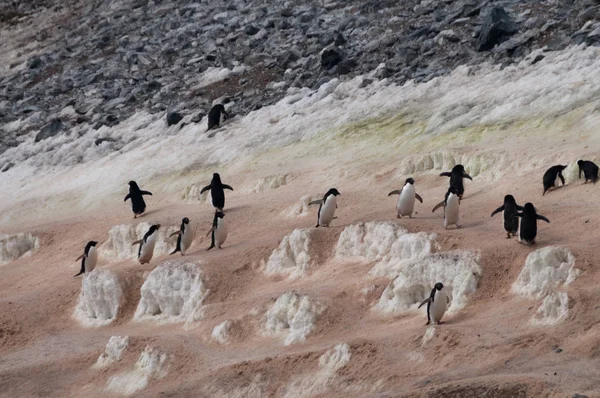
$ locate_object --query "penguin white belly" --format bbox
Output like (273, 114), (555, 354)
(319, 196), (337, 226)
(138, 233), (157, 264)
(444, 195), (460, 228)
(397, 185), (415, 216)
(181, 227), (194, 255)
(215, 219), (228, 247)
(86, 247), (98, 273)
(429, 291), (448, 323)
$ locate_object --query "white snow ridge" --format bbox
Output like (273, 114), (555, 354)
(95, 336), (130, 368)
(263, 292), (324, 346)
(134, 261), (209, 326)
(282, 195), (322, 218)
(73, 269), (124, 327)
(180, 183), (210, 203)
(0, 232), (40, 265)
(263, 229), (314, 279)
(248, 174), (291, 193)
(100, 223), (178, 261)
(105, 346), (171, 395)
(211, 320), (241, 344)
(512, 246), (580, 325)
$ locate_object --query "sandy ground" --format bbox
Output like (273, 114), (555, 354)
(1, 126), (600, 398)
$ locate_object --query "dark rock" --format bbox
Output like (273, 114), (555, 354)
(22, 106), (41, 114)
(546, 33), (571, 51)
(1, 163), (15, 173)
(531, 54), (544, 64)
(147, 80), (161, 91)
(166, 111), (183, 126)
(27, 57), (44, 69)
(555, 348), (563, 353)
(335, 33), (346, 46)
(244, 25), (260, 36)
(94, 137), (115, 146)
(572, 394), (589, 398)
(35, 31), (48, 42)
(191, 112), (205, 124)
(104, 114), (119, 127)
(476, 7), (517, 51)
(492, 30), (538, 54)
(35, 119), (64, 142)
(337, 59), (357, 75)
(321, 46), (343, 70)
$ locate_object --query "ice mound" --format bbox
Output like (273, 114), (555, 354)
(95, 336), (130, 368)
(73, 270), (124, 327)
(134, 261), (209, 326)
(105, 346), (171, 395)
(212, 320), (233, 344)
(263, 292), (324, 345)
(512, 246), (579, 325)
(100, 223), (178, 261)
(248, 174), (291, 193)
(0, 233), (40, 265)
(376, 251), (482, 314)
(283, 343), (351, 398)
(262, 229), (314, 279)
(180, 183), (210, 203)
(281, 195), (322, 218)
(335, 221), (436, 278)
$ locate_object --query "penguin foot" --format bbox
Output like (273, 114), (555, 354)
(456, 224), (462, 229)
(315, 224), (320, 228)
(435, 321), (444, 325)
(218, 246), (222, 249)
(506, 233), (511, 239)
(206, 245), (214, 251)
(425, 321), (431, 326)
(397, 214), (400, 219)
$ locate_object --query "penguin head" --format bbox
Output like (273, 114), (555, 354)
(434, 282), (444, 291)
(523, 202), (535, 214)
(182, 217), (190, 224)
(215, 211), (225, 219)
(447, 187), (458, 196)
(504, 194), (516, 204)
(452, 164), (465, 173)
(89, 241), (99, 246)
(405, 178), (415, 185)
(326, 188), (341, 197)
(149, 224), (161, 232)
(559, 165), (567, 171)
(212, 173), (222, 183)
(577, 160), (584, 167)
(128, 180), (140, 190)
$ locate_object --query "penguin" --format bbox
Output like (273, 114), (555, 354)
(207, 104), (228, 131)
(124, 181), (153, 218)
(74, 241), (99, 277)
(516, 203), (550, 245)
(132, 224), (160, 264)
(309, 188), (341, 228)
(490, 194), (524, 239)
(577, 160), (599, 184)
(200, 173), (234, 212)
(439, 164), (472, 200)
(418, 282), (450, 325)
(542, 165), (567, 195)
(387, 178), (423, 218)
(432, 187), (461, 229)
(206, 211), (227, 250)
(170, 217), (194, 256)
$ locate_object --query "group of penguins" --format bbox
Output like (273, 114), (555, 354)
(72, 156), (599, 326)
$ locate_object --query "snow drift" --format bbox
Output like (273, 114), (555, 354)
(105, 346), (171, 395)
(263, 292), (323, 346)
(281, 195), (322, 218)
(100, 222), (179, 261)
(73, 269), (124, 327)
(0, 233), (40, 265)
(262, 229), (314, 279)
(95, 336), (130, 368)
(248, 174), (291, 193)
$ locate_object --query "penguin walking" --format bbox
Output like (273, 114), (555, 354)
(206, 211), (227, 250)
(309, 188), (341, 228)
(206, 104), (228, 133)
(124, 181), (153, 218)
(200, 173), (234, 212)
(516, 203), (549, 245)
(418, 282), (450, 325)
(577, 160), (599, 184)
(387, 178), (423, 218)
(132, 224), (160, 264)
(490, 195), (524, 238)
(542, 165), (567, 195)
(432, 187), (461, 229)
(170, 217), (194, 256)
(439, 165), (472, 200)
(74, 241), (99, 277)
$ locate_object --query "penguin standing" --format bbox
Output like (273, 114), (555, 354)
(74, 241), (99, 277)
(432, 187), (461, 229)
(206, 211), (227, 250)
(516, 203), (550, 245)
(387, 178), (423, 218)
(124, 181), (153, 218)
(133, 224), (160, 264)
(439, 165), (472, 200)
(577, 160), (599, 184)
(207, 104), (228, 131)
(170, 217), (194, 256)
(542, 165), (567, 195)
(200, 173), (234, 212)
(418, 282), (450, 325)
(309, 188), (341, 228)
(490, 194), (523, 238)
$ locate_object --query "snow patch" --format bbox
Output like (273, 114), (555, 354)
(95, 336), (130, 368)
(194, 65), (248, 89)
(100, 223), (178, 261)
(421, 326), (436, 346)
(0, 233), (40, 265)
(281, 195), (321, 218)
(212, 320), (234, 344)
(134, 261), (209, 326)
(531, 292), (569, 326)
(248, 174), (291, 193)
(74, 270), (124, 327)
(180, 183), (210, 203)
(105, 346), (171, 395)
(262, 229), (313, 279)
(263, 292), (324, 345)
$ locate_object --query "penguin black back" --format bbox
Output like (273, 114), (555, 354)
(74, 241), (98, 277)
(200, 173), (234, 211)
(577, 160), (599, 184)
(207, 104), (228, 130)
(124, 180), (153, 218)
(139, 224), (160, 257)
(491, 194), (523, 238)
(439, 165), (472, 198)
(170, 217), (189, 255)
(517, 203), (550, 244)
(542, 165), (567, 195)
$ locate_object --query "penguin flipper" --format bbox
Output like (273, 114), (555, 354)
(415, 193), (423, 203)
(222, 184), (234, 191)
(432, 201), (445, 213)
(537, 214), (550, 223)
(388, 189), (401, 196)
(439, 172), (452, 177)
(490, 205), (504, 217)
(418, 298), (431, 309)
(140, 190), (153, 196)
(76, 253), (84, 261)
(558, 172), (565, 186)
(516, 204), (524, 211)
(169, 231), (180, 238)
(124, 193), (131, 202)
(132, 239), (142, 246)
(170, 235), (182, 255)
(308, 200), (323, 206)
(463, 172), (473, 181)
(73, 270), (84, 277)
(200, 185), (212, 194)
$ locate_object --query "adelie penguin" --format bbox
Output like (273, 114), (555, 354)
(490, 194), (523, 239)
(124, 181), (153, 218)
(577, 160), (599, 184)
(74, 241), (99, 277)
(388, 178), (423, 218)
(439, 164), (472, 201)
(418, 282), (450, 325)
(432, 187), (461, 229)
(206, 104), (228, 136)
(133, 224), (160, 264)
(206, 211), (227, 250)
(170, 217), (194, 256)
(200, 173), (234, 212)
(516, 203), (550, 245)
(542, 165), (567, 195)
(309, 188), (341, 228)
